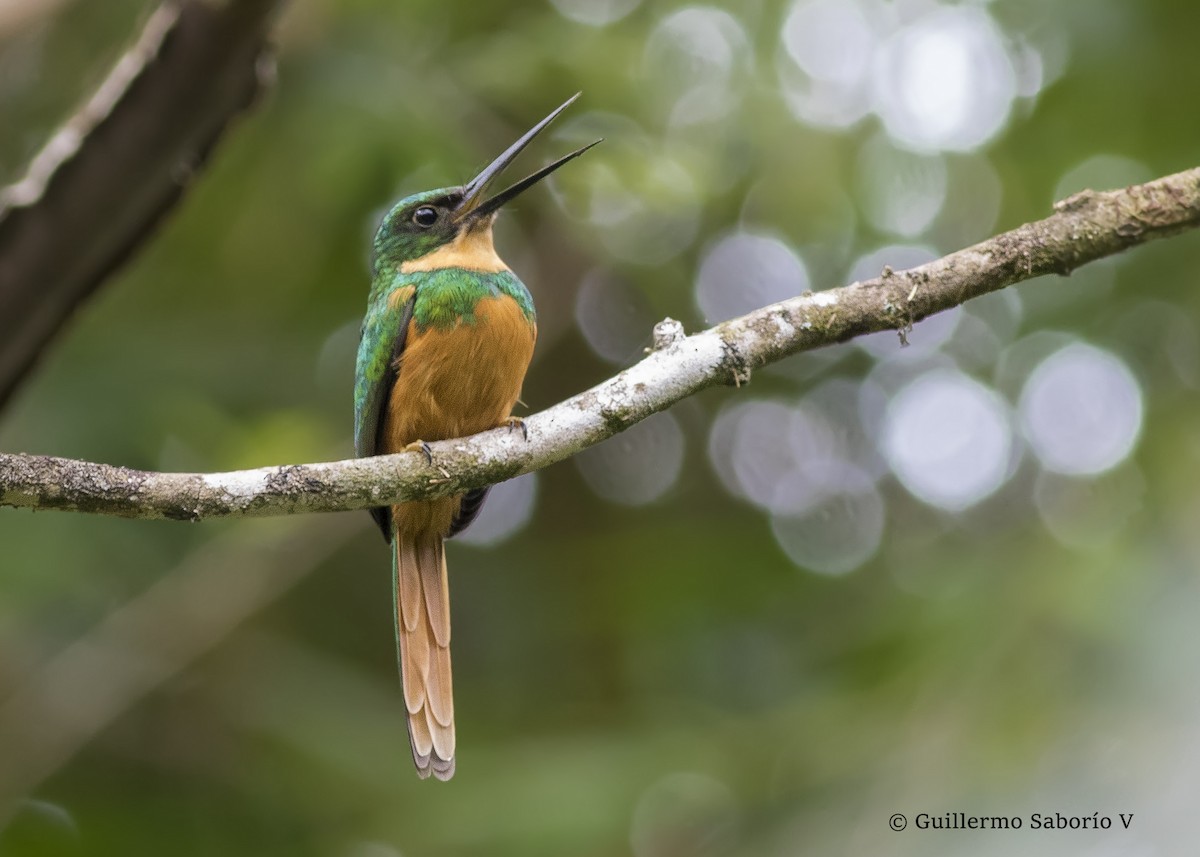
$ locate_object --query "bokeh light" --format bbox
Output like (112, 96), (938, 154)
(1019, 343), (1144, 476)
(781, 0), (878, 88)
(549, 112), (702, 265)
(455, 474), (539, 547)
(575, 412), (685, 505)
(803, 377), (886, 479)
(1034, 466), (1146, 550)
(855, 133), (947, 237)
(695, 231), (809, 324)
(994, 330), (1079, 401)
(965, 288), (1023, 347)
(883, 369), (1014, 511)
(708, 388), (885, 576)
(943, 290), (1024, 374)
(934, 154), (1005, 249)
(642, 6), (750, 127)
(778, 0), (881, 129)
(780, 1), (1034, 152)
(872, 6), (1017, 152)
(706, 399), (774, 505)
(770, 459), (885, 575)
(708, 400), (822, 513)
(574, 268), (655, 364)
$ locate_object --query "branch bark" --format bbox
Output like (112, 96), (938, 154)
(3, 166), (1200, 521)
(0, 0), (282, 409)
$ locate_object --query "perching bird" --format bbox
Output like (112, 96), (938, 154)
(353, 96), (598, 780)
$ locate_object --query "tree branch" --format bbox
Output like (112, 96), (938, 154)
(0, 0), (283, 410)
(2, 166), (1199, 521)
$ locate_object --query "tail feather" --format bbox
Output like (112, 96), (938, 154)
(394, 527), (456, 780)
(418, 538), (451, 647)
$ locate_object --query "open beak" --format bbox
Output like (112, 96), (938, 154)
(456, 93), (602, 223)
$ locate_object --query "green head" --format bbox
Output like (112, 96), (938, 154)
(372, 95), (600, 275)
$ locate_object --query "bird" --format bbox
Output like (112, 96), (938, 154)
(353, 95), (598, 781)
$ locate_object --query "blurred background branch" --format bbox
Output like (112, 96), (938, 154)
(2, 166), (1199, 520)
(0, 513), (360, 821)
(0, 0), (283, 410)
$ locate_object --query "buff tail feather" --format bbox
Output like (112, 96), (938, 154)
(394, 527), (455, 780)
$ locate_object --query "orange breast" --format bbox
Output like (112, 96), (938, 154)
(382, 294), (536, 454)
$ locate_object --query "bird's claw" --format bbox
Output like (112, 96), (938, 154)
(506, 417), (529, 441)
(404, 440), (434, 465)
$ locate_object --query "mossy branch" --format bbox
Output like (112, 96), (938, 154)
(2, 166), (1200, 521)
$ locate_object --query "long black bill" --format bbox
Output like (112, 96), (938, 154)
(457, 93), (602, 221)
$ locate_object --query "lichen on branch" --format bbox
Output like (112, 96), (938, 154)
(2, 166), (1199, 521)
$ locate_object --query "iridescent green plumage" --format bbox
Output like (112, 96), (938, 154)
(409, 268), (535, 329)
(353, 279), (412, 462)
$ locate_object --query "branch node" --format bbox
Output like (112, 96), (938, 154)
(650, 317), (686, 351)
(719, 334), (752, 387)
(1053, 189), (1098, 212)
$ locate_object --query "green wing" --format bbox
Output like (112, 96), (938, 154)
(354, 284), (416, 540)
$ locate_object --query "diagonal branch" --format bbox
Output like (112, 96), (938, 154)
(0, 0), (283, 410)
(2, 165), (1200, 520)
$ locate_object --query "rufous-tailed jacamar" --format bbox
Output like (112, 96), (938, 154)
(354, 96), (598, 780)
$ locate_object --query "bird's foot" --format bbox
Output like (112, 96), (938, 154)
(506, 417), (529, 441)
(404, 440), (434, 465)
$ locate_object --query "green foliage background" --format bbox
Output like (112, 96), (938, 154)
(2, 1), (1200, 854)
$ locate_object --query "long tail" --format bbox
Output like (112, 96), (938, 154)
(393, 528), (455, 780)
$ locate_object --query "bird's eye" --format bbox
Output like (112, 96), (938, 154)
(412, 206), (439, 228)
